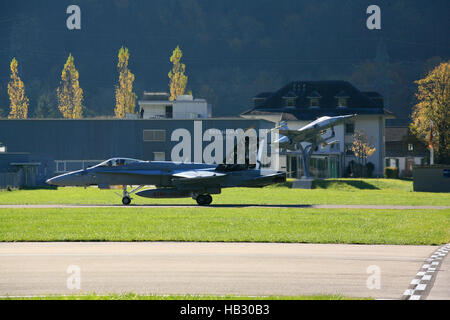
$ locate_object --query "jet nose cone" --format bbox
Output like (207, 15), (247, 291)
(46, 177), (62, 186)
(45, 174), (67, 186)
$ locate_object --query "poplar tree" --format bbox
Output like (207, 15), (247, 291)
(57, 54), (83, 119)
(7, 58), (29, 119)
(168, 45), (188, 101)
(114, 47), (137, 118)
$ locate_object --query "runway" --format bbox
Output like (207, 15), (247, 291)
(0, 242), (447, 299)
(0, 204), (449, 210)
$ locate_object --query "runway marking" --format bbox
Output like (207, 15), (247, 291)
(403, 243), (450, 300)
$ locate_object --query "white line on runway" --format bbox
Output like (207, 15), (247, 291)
(402, 243), (450, 300)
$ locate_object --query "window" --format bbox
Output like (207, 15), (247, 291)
(386, 158), (399, 168)
(165, 106), (173, 118)
(153, 152), (165, 161)
(345, 123), (355, 135)
(345, 143), (354, 156)
(143, 130), (166, 142)
(390, 159), (398, 168)
(307, 91), (321, 108)
(310, 98), (320, 108)
(286, 98), (296, 107)
(337, 98), (348, 108)
(56, 161), (66, 173)
(408, 143), (414, 151)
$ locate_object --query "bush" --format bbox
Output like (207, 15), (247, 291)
(384, 167), (399, 179)
(366, 162), (375, 178)
(345, 161), (375, 178)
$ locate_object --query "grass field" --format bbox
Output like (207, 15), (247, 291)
(0, 179), (449, 206)
(0, 293), (364, 300)
(1, 179), (448, 244)
(1, 207), (449, 244)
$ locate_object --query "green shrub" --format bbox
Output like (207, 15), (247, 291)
(384, 167), (399, 179)
(365, 162), (375, 178)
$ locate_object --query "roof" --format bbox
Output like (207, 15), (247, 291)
(282, 91), (298, 98)
(385, 127), (409, 142)
(362, 92), (384, 107)
(280, 112), (298, 121)
(307, 90), (322, 98)
(242, 81), (394, 120)
(386, 119), (412, 127)
(335, 90), (350, 98)
(253, 92), (273, 99)
(142, 92), (170, 101)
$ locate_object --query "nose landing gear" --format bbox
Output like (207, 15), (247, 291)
(122, 196), (131, 205)
(116, 185), (145, 206)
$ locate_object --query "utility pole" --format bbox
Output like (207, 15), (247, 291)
(429, 120), (434, 165)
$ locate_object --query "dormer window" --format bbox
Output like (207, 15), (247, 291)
(338, 98), (348, 108)
(307, 91), (321, 108)
(310, 98), (320, 108)
(286, 98), (296, 107)
(335, 91), (349, 108)
(283, 91), (297, 108)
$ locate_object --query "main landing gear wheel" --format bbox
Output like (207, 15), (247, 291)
(122, 196), (131, 206)
(196, 194), (213, 206)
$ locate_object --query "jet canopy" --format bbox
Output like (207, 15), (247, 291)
(93, 158), (147, 168)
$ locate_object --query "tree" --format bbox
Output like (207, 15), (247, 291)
(168, 45), (188, 101)
(411, 62), (450, 164)
(7, 58), (29, 119)
(114, 47), (137, 118)
(57, 54), (83, 119)
(351, 130), (376, 177)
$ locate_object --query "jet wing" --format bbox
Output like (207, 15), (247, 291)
(172, 171), (225, 179)
(172, 170), (227, 186)
(97, 170), (161, 175)
(278, 129), (310, 142)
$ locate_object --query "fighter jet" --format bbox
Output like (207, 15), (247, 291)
(274, 114), (356, 178)
(276, 114), (357, 150)
(46, 153), (286, 206)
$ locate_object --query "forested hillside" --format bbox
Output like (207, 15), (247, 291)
(0, 0), (448, 118)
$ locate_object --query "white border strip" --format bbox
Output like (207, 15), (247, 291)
(403, 243), (450, 300)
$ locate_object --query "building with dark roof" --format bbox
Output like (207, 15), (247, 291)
(242, 80), (395, 178)
(385, 125), (428, 177)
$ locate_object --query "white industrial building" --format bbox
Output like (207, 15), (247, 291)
(137, 92), (212, 119)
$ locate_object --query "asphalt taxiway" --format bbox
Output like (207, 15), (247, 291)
(1, 242), (448, 299)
